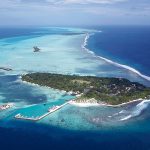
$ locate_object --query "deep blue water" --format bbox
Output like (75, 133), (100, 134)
(88, 26), (150, 76)
(0, 26), (84, 39)
(1, 121), (150, 150)
(0, 27), (39, 39)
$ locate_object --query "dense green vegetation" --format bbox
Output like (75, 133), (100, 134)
(22, 73), (150, 105)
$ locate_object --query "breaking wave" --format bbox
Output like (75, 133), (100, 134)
(81, 31), (150, 122)
(120, 100), (150, 121)
(82, 32), (150, 82)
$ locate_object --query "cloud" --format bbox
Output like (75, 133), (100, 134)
(0, 0), (150, 26)
(52, 0), (127, 5)
(0, 0), (127, 11)
(10, 0), (127, 5)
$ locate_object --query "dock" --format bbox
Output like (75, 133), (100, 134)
(15, 100), (74, 121)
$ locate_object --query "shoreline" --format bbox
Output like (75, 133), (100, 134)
(21, 76), (149, 108)
(20, 78), (70, 95)
(82, 33), (150, 82)
(70, 98), (144, 108)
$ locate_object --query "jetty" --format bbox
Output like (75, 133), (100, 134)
(15, 100), (74, 121)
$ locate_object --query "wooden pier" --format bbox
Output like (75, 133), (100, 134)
(15, 100), (74, 121)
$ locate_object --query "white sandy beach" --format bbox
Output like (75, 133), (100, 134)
(69, 101), (100, 107)
(70, 98), (144, 108)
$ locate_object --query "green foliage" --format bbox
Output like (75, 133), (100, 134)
(22, 73), (150, 105)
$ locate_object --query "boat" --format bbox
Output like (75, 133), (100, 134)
(48, 105), (60, 113)
(15, 113), (22, 118)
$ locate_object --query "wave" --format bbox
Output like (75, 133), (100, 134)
(120, 100), (150, 121)
(120, 115), (132, 121)
(119, 110), (126, 114)
(81, 31), (150, 121)
(82, 32), (150, 82)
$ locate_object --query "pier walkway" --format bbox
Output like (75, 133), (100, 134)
(15, 100), (74, 121)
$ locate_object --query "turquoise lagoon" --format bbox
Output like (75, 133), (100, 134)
(0, 27), (150, 150)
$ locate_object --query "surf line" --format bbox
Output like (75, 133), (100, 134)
(120, 99), (150, 121)
(82, 32), (150, 82)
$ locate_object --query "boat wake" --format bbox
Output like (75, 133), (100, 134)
(82, 32), (150, 82)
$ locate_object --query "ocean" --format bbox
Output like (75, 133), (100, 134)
(87, 26), (150, 77)
(0, 26), (150, 150)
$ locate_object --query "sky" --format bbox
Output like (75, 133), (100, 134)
(0, 0), (150, 26)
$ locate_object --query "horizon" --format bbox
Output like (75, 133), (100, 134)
(0, 0), (150, 26)
(0, 24), (150, 28)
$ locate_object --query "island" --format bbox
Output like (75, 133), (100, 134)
(33, 46), (41, 52)
(22, 73), (150, 105)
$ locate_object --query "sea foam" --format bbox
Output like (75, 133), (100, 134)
(120, 100), (150, 121)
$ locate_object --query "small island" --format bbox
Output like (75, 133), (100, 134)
(33, 46), (41, 52)
(22, 73), (150, 105)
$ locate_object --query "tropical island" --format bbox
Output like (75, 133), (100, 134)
(22, 73), (150, 105)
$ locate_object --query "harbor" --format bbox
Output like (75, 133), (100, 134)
(15, 100), (74, 121)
